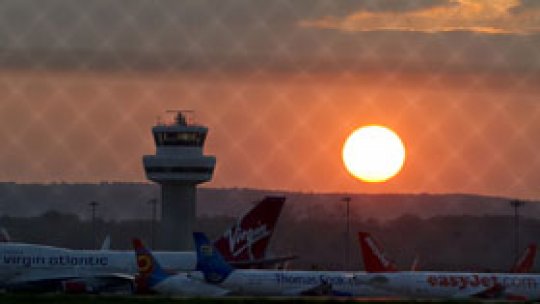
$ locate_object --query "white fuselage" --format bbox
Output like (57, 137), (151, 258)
(153, 270), (389, 297)
(0, 242), (196, 287)
(357, 271), (540, 300)
(153, 270), (540, 299)
(222, 270), (362, 296)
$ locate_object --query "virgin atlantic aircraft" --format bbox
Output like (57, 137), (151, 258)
(0, 196), (289, 293)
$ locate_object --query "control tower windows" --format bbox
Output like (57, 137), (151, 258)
(154, 132), (206, 147)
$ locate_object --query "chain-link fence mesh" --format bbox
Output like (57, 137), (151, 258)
(1, 0), (540, 202)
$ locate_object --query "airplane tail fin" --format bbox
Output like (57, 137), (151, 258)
(213, 196), (285, 262)
(132, 238), (170, 288)
(410, 255), (420, 271)
(194, 232), (234, 283)
(0, 227), (11, 242)
(358, 232), (398, 272)
(511, 243), (537, 273)
(100, 235), (111, 250)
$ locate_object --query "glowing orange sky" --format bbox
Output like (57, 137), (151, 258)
(1, 69), (539, 200)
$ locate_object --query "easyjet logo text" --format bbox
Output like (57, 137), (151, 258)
(427, 275), (537, 290)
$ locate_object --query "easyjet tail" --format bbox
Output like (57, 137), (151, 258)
(358, 231), (397, 272)
(511, 243), (537, 273)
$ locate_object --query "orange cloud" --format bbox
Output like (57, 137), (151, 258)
(300, 0), (540, 34)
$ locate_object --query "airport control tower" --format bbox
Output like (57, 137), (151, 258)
(143, 111), (216, 250)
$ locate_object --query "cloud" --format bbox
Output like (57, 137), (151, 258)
(0, 0), (539, 74)
(333, 0), (458, 13)
(509, 0), (540, 14)
(300, 0), (540, 34)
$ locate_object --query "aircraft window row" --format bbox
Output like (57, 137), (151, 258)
(154, 132), (206, 147)
(147, 166), (214, 174)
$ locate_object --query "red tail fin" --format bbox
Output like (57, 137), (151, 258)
(511, 243), (537, 273)
(358, 232), (397, 272)
(213, 196), (285, 262)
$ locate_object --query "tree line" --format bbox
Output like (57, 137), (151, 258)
(1, 210), (538, 273)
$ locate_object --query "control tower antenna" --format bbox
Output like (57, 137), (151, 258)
(165, 110), (195, 126)
(143, 110), (216, 250)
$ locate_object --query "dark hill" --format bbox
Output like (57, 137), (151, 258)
(0, 182), (537, 221)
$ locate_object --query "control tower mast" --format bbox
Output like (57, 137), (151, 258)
(143, 111), (216, 250)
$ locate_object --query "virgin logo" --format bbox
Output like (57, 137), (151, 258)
(225, 223), (270, 259)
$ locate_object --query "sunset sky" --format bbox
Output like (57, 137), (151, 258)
(1, 0), (540, 200)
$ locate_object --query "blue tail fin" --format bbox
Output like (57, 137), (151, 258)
(132, 238), (170, 288)
(194, 232), (234, 283)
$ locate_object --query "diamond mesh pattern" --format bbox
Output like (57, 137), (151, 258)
(0, 0), (539, 201)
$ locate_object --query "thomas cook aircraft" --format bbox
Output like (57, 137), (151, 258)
(133, 232), (368, 296)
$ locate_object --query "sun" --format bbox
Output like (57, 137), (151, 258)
(342, 125), (405, 183)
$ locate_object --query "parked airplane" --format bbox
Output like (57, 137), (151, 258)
(133, 237), (229, 296)
(356, 232), (540, 300)
(354, 271), (540, 300)
(134, 232), (371, 296)
(0, 196), (288, 293)
(359, 231), (537, 273)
